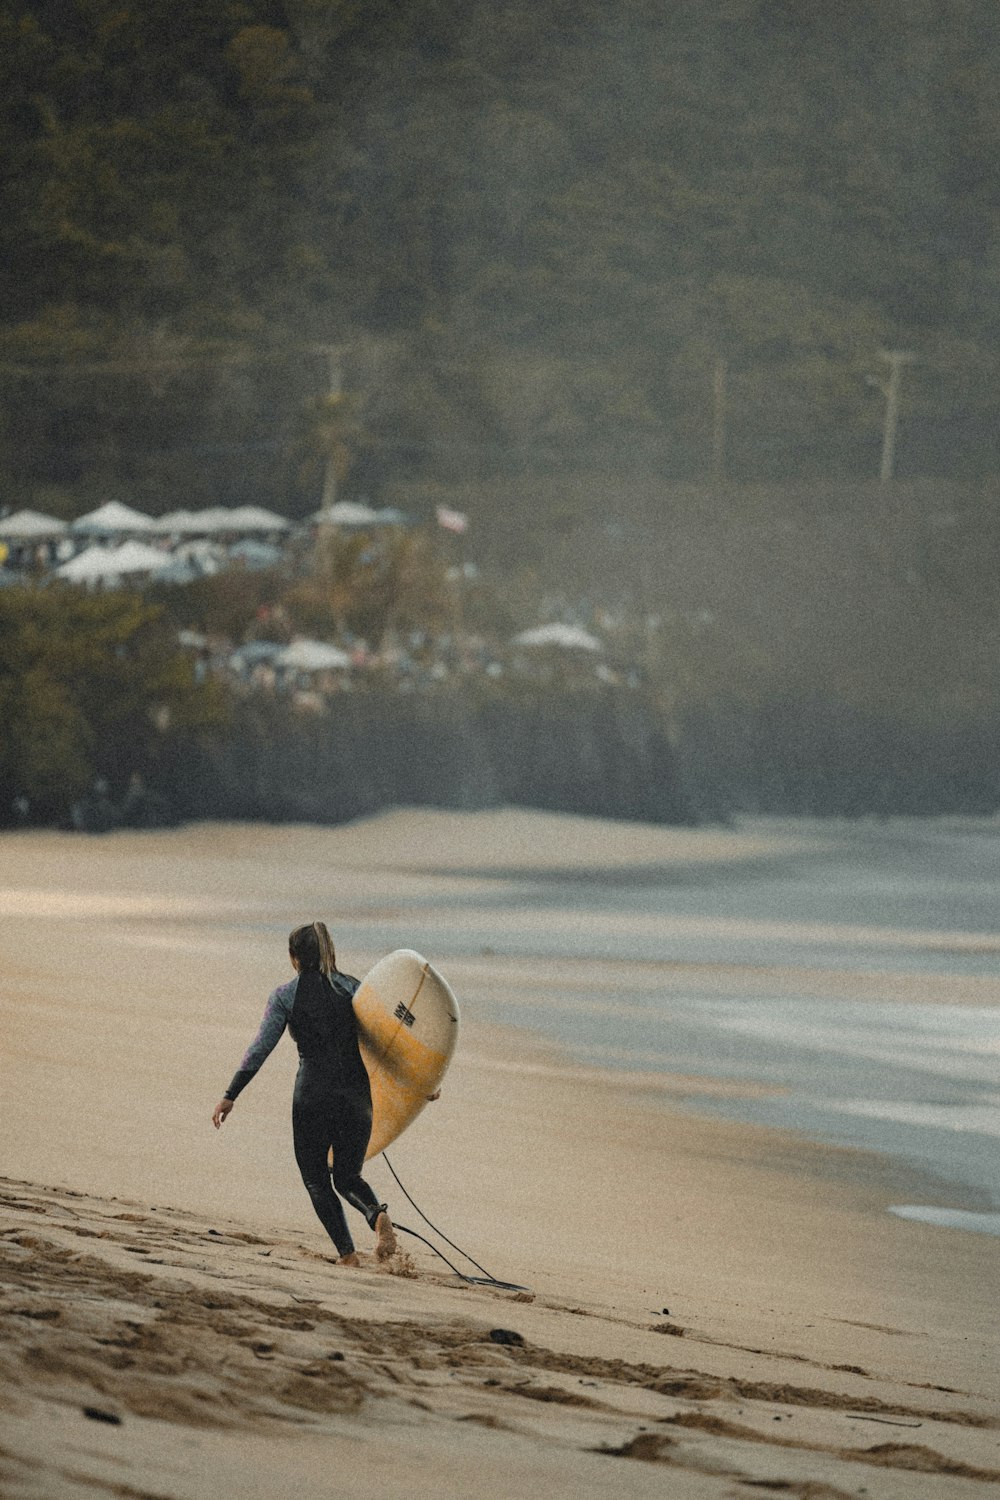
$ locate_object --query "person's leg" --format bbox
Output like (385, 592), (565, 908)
(329, 1095), (397, 1258)
(292, 1102), (356, 1257)
(371, 1209), (397, 1261)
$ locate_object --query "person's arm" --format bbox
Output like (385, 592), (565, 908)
(212, 985), (293, 1127)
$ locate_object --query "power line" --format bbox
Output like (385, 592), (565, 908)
(0, 345), (335, 380)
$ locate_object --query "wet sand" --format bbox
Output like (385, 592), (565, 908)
(1, 812), (999, 1498)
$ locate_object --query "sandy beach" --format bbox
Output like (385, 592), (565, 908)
(2, 810), (999, 1498)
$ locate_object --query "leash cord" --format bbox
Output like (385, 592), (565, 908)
(382, 1150), (529, 1292)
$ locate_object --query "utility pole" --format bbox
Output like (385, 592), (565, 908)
(312, 344), (343, 513)
(711, 356), (728, 488)
(311, 344), (343, 595)
(869, 349), (915, 482)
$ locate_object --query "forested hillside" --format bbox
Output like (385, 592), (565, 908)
(3, 0), (1000, 519)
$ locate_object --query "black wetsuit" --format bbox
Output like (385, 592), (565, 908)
(224, 969), (385, 1256)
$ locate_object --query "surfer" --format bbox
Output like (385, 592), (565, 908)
(212, 922), (397, 1267)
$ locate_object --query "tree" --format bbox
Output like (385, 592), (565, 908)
(0, 584), (226, 823)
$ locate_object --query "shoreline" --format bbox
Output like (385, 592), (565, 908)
(2, 811), (997, 1216)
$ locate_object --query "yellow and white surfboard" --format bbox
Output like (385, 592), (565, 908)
(353, 949), (460, 1159)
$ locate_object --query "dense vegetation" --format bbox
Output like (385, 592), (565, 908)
(0, 587), (226, 821)
(3, 0), (1000, 518)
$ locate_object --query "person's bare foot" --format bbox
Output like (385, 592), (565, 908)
(338, 1251), (361, 1267)
(374, 1211), (397, 1262)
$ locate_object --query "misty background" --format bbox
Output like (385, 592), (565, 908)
(2, 0), (999, 825)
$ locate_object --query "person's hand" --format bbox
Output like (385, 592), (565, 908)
(212, 1098), (234, 1129)
(426, 1090), (441, 1102)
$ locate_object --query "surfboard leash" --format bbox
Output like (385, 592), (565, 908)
(381, 1151), (530, 1293)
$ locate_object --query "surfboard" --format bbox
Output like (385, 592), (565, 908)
(352, 949), (460, 1159)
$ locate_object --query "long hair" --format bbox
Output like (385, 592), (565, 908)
(288, 921), (336, 977)
(287, 922), (342, 1058)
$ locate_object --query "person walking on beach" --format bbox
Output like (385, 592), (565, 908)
(212, 922), (397, 1267)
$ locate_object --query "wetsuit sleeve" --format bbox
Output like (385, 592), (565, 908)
(223, 985), (293, 1100)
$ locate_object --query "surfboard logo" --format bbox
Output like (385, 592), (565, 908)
(393, 1000), (416, 1028)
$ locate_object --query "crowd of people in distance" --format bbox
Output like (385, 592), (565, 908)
(0, 501), (665, 709)
(182, 613), (649, 713)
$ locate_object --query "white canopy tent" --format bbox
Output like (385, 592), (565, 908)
(0, 509), (68, 541)
(275, 639), (352, 672)
(151, 510), (203, 536)
(111, 540), (173, 577)
(56, 546), (120, 584)
(226, 505), (290, 533)
(183, 507), (236, 533)
(160, 506), (290, 536)
(311, 501), (380, 527)
(56, 540), (172, 586)
(512, 623), (603, 652)
(71, 501), (157, 536)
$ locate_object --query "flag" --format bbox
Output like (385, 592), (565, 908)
(435, 505), (469, 535)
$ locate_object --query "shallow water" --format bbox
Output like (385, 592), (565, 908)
(480, 989), (1000, 1221)
(324, 815), (1000, 1228)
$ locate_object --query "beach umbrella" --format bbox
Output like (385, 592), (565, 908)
(311, 501), (380, 527)
(0, 509), (68, 541)
(229, 640), (284, 671)
(71, 501), (156, 536)
(512, 623), (603, 652)
(371, 506), (412, 526)
(275, 638), (352, 672)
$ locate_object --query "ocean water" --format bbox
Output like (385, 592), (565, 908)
(329, 815), (1000, 1232)
(478, 989), (1000, 1223)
